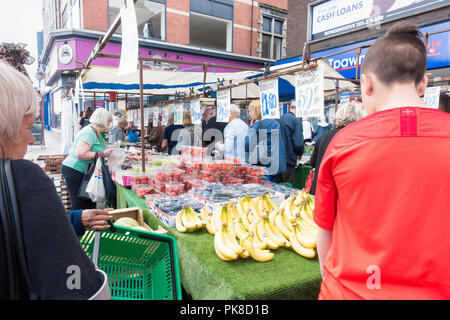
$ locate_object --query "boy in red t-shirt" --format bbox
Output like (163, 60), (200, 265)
(314, 21), (450, 299)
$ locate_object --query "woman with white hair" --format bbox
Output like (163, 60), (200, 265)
(62, 108), (114, 210)
(309, 102), (365, 195)
(0, 60), (109, 299)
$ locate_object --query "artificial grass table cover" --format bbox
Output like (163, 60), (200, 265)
(116, 184), (322, 300)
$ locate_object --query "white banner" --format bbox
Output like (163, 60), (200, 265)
(143, 108), (149, 124)
(424, 86), (441, 109)
(259, 78), (280, 119)
(174, 103), (183, 125)
(117, 0), (139, 76)
(295, 64), (324, 118)
(217, 89), (231, 123)
(190, 99), (202, 125)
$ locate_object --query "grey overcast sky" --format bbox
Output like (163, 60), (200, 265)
(0, 0), (44, 86)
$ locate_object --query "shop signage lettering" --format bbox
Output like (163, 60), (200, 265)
(259, 78), (280, 119)
(295, 64), (324, 118)
(217, 89), (231, 123)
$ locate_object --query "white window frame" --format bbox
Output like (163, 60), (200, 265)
(261, 14), (285, 60)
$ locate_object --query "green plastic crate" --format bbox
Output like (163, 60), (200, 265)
(79, 226), (182, 300)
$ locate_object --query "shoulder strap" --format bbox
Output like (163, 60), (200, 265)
(0, 159), (38, 300)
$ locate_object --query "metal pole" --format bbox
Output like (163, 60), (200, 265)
(203, 63), (207, 97)
(335, 79), (339, 112)
(139, 60), (145, 173)
(355, 47), (361, 80)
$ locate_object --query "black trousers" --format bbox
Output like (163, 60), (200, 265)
(280, 164), (296, 186)
(62, 165), (96, 211)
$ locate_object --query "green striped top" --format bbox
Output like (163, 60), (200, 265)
(63, 125), (106, 173)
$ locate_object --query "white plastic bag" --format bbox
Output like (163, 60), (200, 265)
(106, 147), (126, 170)
(86, 158), (105, 202)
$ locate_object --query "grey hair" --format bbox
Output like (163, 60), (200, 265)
(89, 108), (113, 129)
(334, 102), (365, 128)
(229, 104), (241, 117)
(0, 60), (39, 141)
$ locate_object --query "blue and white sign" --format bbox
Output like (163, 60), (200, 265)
(424, 86), (441, 109)
(190, 99), (202, 125)
(259, 78), (280, 119)
(295, 64), (324, 118)
(217, 89), (231, 123)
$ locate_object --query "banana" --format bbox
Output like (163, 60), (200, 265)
(186, 206), (204, 229)
(268, 207), (279, 227)
(299, 208), (318, 231)
(275, 211), (292, 240)
(263, 218), (286, 247)
(246, 232), (274, 262)
(181, 208), (198, 232)
(249, 219), (268, 250)
(228, 201), (239, 222)
(297, 219), (318, 239)
(200, 206), (210, 223)
(176, 208), (187, 232)
(256, 218), (279, 250)
(294, 223), (317, 249)
(205, 217), (215, 235)
(240, 211), (252, 231)
(222, 224), (245, 256)
(233, 218), (249, 240)
(213, 205), (229, 233)
(289, 232), (316, 259)
(280, 209), (294, 233)
(214, 228), (238, 261)
(266, 193), (278, 211)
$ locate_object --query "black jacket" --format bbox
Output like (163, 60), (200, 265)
(277, 111), (304, 167)
(309, 127), (342, 195)
(0, 160), (103, 299)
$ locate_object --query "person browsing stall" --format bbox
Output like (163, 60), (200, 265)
(215, 104), (249, 162)
(62, 108), (114, 211)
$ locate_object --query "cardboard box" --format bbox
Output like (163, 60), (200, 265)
(108, 207), (168, 235)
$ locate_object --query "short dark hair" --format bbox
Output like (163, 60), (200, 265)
(361, 21), (427, 86)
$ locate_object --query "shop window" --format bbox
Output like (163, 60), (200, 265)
(261, 16), (285, 59)
(108, 0), (166, 41)
(189, 12), (232, 52)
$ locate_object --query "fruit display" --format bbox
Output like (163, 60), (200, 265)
(179, 190), (318, 262)
(265, 182), (302, 199)
(181, 146), (207, 160)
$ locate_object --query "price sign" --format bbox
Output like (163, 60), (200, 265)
(340, 96), (350, 106)
(191, 99), (202, 125)
(295, 64), (324, 118)
(259, 78), (280, 119)
(143, 108), (149, 123)
(217, 89), (230, 123)
(424, 86), (441, 109)
(153, 107), (159, 126)
(162, 105), (169, 126)
(174, 103), (183, 125)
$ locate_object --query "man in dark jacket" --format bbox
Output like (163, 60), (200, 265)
(277, 103), (304, 185)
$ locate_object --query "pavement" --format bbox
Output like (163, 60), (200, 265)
(25, 129), (64, 162)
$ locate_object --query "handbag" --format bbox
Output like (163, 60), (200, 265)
(78, 152), (100, 201)
(0, 159), (39, 300)
(101, 155), (116, 198)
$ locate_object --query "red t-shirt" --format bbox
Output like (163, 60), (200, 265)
(314, 107), (450, 300)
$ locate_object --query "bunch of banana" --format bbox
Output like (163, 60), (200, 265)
(176, 206), (204, 233)
(233, 216), (249, 240)
(273, 208), (294, 244)
(289, 206), (318, 259)
(282, 195), (301, 223)
(214, 223), (249, 261)
(240, 231), (274, 262)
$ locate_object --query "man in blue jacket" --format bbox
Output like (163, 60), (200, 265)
(277, 103), (304, 185)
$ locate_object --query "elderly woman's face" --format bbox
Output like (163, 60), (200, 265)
(1, 114), (36, 159)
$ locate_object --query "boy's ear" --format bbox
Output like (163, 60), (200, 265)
(417, 76), (428, 97)
(361, 73), (374, 97)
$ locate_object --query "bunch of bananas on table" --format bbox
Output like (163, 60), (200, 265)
(176, 190), (319, 262)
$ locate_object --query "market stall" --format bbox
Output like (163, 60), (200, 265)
(113, 150), (323, 300)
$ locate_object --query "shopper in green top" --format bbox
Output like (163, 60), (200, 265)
(62, 108), (114, 210)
